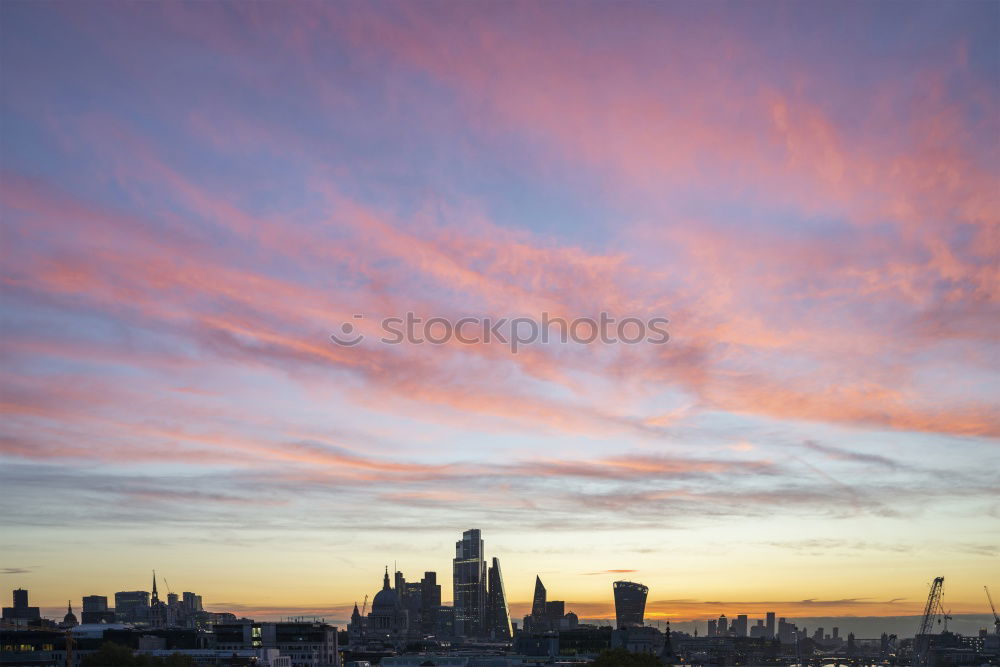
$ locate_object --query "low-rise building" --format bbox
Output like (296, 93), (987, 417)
(213, 621), (338, 667)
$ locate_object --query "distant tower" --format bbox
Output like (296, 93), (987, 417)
(660, 621), (675, 666)
(485, 557), (513, 640)
(151, 571), (160, 605)
(13, 589), (28, 609)
(613, 581), (648, 629)
(531, 576), (547, 617)
(453, 529), (487, 637)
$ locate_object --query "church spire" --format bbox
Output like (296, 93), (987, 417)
(151, 569), (159, 604)
(383, 566), (390, 590)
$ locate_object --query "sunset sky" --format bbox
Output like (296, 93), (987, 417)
(1, 1), (998, 627)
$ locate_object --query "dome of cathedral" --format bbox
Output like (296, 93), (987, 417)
(372, 585), (400, 610)
(63, 601), (78, 626)
(371, 566), (402, 610)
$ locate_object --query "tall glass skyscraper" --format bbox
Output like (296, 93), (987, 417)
(486, 557), (513, 640)
(613, 580), (648, 628)
(453, 528), (487, 637)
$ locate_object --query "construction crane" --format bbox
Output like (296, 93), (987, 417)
(914, 576), (944, 667)
(987, 586), (1000, 635)
(64, 628), (74, 667)
(935, 599), (952, 632)
(917, 577), (944, 636)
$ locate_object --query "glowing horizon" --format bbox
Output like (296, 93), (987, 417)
(1, 0), (997, 632)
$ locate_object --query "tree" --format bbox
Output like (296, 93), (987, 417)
(591, 648), (663, 667)
(80, 643), (196, 667)
(81, 642), (140, 667)
(162, 654), (198, 667)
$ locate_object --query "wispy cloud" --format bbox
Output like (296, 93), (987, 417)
(0, 0), (997, 609)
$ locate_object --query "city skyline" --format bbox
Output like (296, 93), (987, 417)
(4, 556), (998, 632)
(1, 0), (998, 646)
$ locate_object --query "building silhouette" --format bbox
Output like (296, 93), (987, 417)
(523, 576), (577, 633)
(485, 557), (513, 640)
(348, 566), (450, 646)
(81, 595), (114, 625)
(2, 588), (41, 623)
(61, 601), (78, 628)
(453, 528), (487, 637)
(114, 590), (150, 623)
(181, 591), (203, 613)
(531, 576), (546, 617)
(419, 572), (441, 634)
(613, 580), (648, 629)
(371, 567), (409, 639)
(392, 568), (442, 636)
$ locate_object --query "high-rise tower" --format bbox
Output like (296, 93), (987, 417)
(613, 580), (648, 628)
(485, 557), (513, 640)
(531, 576), (547, 617)
(453, 529), (487, 637)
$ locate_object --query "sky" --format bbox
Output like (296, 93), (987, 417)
(1, 0), (998, 629)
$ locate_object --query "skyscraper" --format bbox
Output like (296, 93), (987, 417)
(453, 528), (487, 637)
(613, 581), (648, 629)
(420, 572), (441, 634)
(485, 557), (513, 640)
(531, 575), (546, 617)
(766, 611), (776, 640)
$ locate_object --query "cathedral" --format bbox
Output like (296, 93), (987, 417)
(348, 567), (410, 647)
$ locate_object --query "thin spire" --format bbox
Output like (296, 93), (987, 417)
(151, 569), (159, 603)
